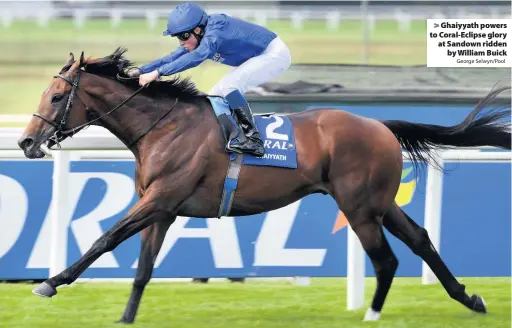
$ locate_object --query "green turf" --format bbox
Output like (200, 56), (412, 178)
(0, 18), (427, 118)
(0, 278), (509, 328)
(0, 18), (427, 65)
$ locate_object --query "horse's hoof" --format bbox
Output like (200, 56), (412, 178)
(471, 294), (487, 314)
(363, 308), (381, 321)
(116, 319), (134, 325)
(32, 281), (57, 298)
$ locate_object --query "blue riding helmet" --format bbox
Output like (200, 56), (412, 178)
(162, 2), (208, 36)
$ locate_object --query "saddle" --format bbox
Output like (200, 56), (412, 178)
(207, 96), (298, 218)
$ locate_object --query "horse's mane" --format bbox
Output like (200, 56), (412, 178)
(61, 47), (203, 100)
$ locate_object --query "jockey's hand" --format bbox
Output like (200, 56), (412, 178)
(126, 68), (141, 78)
(139, 70), (160, 87)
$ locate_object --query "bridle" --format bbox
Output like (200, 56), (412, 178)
(33, 68), (179, 149)
(33, 72), (82, 144)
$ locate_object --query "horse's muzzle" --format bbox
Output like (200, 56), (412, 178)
(18, 135), (47, 159)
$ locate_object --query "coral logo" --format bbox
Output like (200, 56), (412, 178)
(332, 165), (417, 233)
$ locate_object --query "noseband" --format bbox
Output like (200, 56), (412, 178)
(32, 69), (178, 149)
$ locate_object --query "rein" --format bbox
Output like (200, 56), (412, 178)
(33, 69), (179, 149)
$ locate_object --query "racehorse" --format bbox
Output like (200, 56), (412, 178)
(18, 48), (511, 324)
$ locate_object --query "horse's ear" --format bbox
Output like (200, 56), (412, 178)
(79, 51), (85, 67)
(64, 52), (74, 67)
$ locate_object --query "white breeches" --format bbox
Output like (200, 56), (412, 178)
(208, 36), (292, 97)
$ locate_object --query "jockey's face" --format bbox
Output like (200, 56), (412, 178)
(178, 26), (202, 51)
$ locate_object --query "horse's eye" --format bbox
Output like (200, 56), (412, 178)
(52, 94), (64, 103)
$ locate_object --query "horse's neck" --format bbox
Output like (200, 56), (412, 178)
(84, 74), (178, 151)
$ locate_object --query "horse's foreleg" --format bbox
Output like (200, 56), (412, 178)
(32, 192), (170, 298)
(383, 202), (487, 313)
(118, 218), (175, 324)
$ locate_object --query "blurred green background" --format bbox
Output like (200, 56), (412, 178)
(0, 18), (427, 120)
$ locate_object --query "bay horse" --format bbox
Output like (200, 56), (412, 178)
(18, 48), (511, 324)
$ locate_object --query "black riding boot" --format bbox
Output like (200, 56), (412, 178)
(231, 105), (264, 157)
(233, 104), (264, 147)
(217, 114), (264, 157)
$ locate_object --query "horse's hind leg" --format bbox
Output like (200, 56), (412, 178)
(332, 181), (399, 321)
(119, 218), (175, 324)
(345, 209), (399, 321)
(383, 202), (487, 313)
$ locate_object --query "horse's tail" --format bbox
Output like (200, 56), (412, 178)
(382, 85), (511, 173)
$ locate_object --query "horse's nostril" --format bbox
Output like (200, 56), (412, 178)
(19, 137), (34, 150)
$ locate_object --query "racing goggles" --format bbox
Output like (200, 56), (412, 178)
(173, 31), (193, 41)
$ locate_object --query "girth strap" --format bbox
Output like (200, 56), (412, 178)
(217, 152), (243, 218)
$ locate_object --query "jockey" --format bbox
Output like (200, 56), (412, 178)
(130, 2), (291, 157)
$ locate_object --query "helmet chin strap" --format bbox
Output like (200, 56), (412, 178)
(192, 29), (204, 45)
(192, 16), (208, 45)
